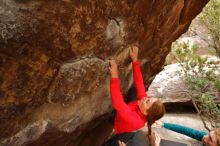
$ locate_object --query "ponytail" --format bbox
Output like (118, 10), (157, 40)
(147, 117), (155, 146)
(146, 100), (166, 146)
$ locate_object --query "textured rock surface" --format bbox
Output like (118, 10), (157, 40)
(147, 63), (194, 111)
(148, 64), (190, 103)
(0, 0), (209, 146)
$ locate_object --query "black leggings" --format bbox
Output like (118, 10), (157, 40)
(103, 132), (135, 146)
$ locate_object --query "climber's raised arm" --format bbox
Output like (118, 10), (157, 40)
(129, 47), (147, 100)
(109, 59), (132, 116)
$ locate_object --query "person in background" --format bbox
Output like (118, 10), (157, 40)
(155, 121), (220, 146)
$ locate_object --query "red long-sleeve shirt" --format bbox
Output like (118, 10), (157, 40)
(110, 61), (148, 134)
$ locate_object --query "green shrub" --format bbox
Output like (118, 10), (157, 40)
(172, 41), (220, 129)
(198, 0), (220, 57)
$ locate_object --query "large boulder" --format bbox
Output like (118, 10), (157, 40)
(147, 63), (194, 111)
(0, 0), (209, 145)
(148, 57), (220, 111)
(148, 64), (190, 103)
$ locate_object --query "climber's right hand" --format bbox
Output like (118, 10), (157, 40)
(109, 59), (118, 78)
(118, 140), (126, 146)
(129, 46), (139, 62)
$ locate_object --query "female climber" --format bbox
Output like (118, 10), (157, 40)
(108, 46), (165, 143)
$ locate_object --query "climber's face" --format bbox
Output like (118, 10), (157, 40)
(138, 97), (158, 116)
(202, 131), (218, 146)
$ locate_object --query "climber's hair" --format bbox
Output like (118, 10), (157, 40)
(147, 100), (166, 145)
